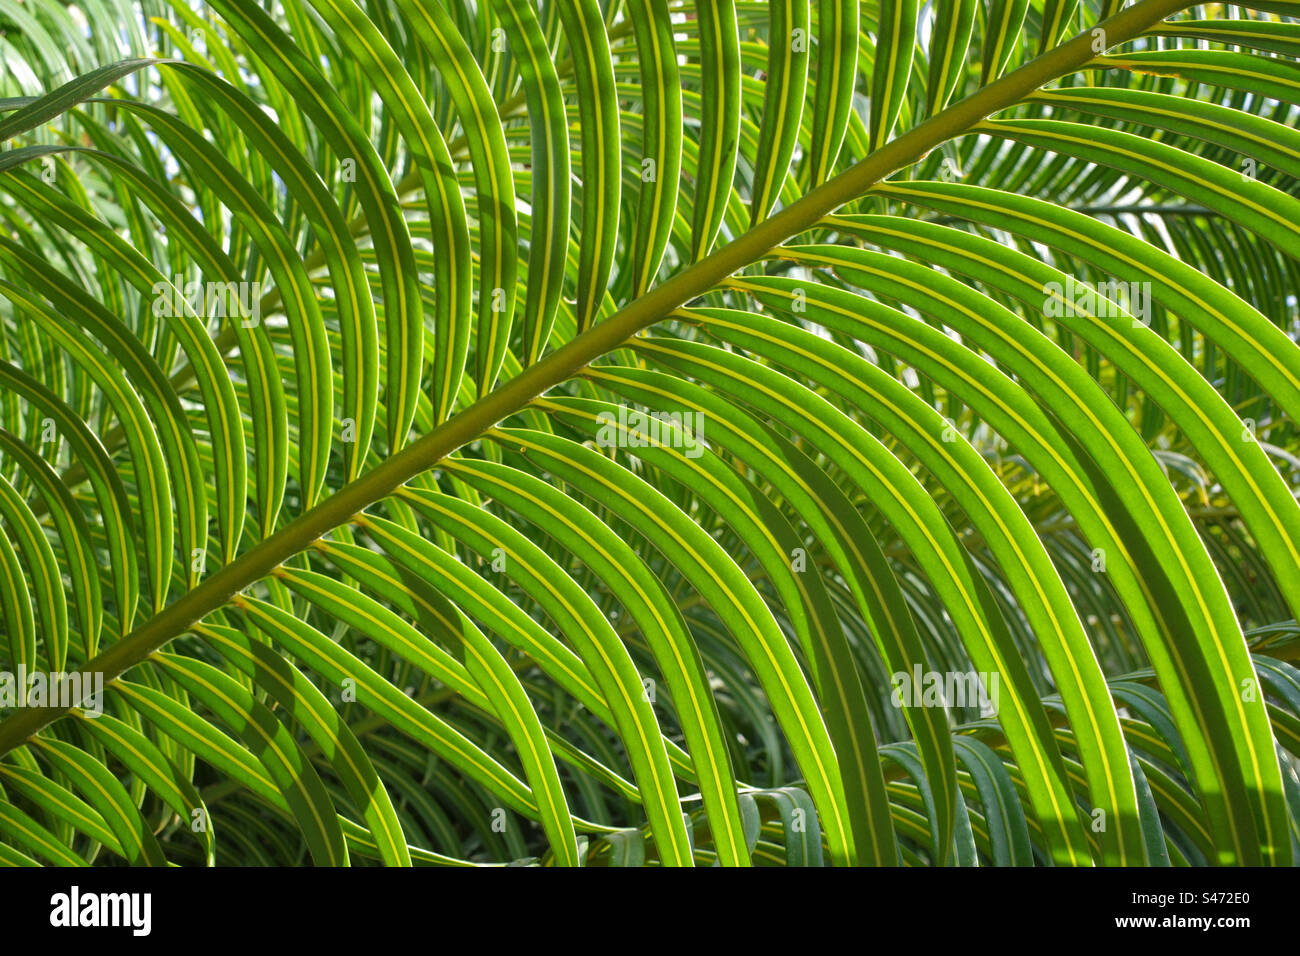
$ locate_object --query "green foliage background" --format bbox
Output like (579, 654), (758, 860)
(0, 0), (1297, 866)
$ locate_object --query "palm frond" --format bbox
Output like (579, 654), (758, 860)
(0, 0), (1296, 867)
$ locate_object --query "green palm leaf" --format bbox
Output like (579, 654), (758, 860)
(0, 0), (1296, 868)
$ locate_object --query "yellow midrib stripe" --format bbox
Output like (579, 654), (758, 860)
(355, 518), (604, 711)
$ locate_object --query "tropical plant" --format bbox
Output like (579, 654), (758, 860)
(0, 0), (1296, 868)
